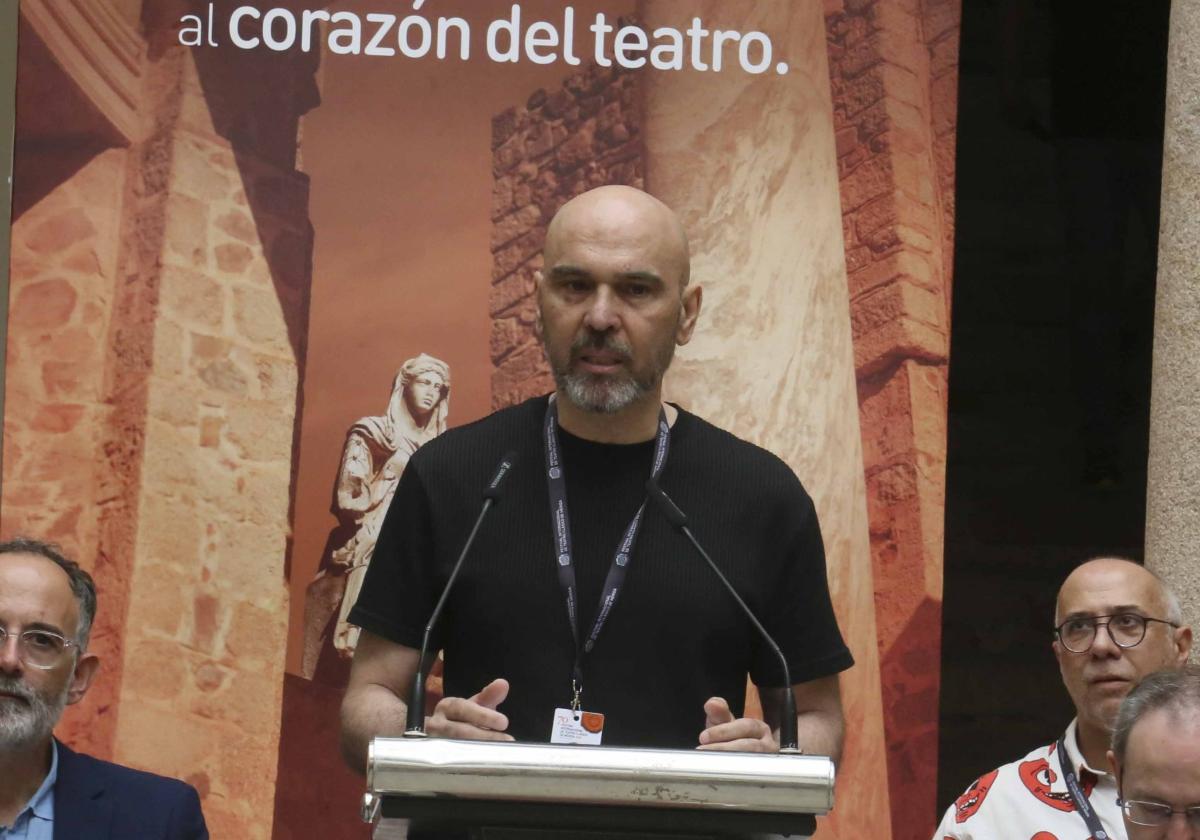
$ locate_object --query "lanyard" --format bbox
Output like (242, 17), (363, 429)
(1056, 736), (1110, 840)
(543, 398), (671, 710)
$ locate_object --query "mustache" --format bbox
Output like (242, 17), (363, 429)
(0, 676), (34, 701)
(571, 331), (632, 360)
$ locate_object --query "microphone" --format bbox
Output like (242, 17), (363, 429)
(405, 452), (518, 734)
(645, 478), (801, 754)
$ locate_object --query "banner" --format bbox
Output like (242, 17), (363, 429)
(3, 1), (959, 837)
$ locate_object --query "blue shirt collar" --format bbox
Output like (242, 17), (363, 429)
(18, 739), (57, 825)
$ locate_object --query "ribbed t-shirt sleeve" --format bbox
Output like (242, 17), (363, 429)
(346, 459), (438, 650)
(751, 480), (854, 687)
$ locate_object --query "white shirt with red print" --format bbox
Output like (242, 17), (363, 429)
(934, 719), (1124, 840)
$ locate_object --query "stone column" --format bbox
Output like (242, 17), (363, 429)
(823, 2), (959, 835)
(4, 3), (317, 833)
(1145, 0), (1200, 632)
(639, 1), (891, 837)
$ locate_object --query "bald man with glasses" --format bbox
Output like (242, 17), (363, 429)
(934, 557), (1192, 839)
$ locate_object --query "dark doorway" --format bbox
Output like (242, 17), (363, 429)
(937, 0), (1171, 817)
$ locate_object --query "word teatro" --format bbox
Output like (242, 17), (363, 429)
(178, 2), (791, 75)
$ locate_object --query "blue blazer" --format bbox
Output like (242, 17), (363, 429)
(52, 741), (208, 840)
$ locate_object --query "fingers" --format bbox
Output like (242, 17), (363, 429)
(471, 678), (510, 710)
(427, 679), (514, 741)
(700, 710), (772, 753)
(703, 696), (735, 729)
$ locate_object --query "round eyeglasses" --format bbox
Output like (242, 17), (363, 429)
(0, 627), (79, 669)
(1054, 612), (1179, 654)
(1120, 798), (1200, 828)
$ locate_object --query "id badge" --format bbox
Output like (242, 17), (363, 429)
(550, 707), (605, 745)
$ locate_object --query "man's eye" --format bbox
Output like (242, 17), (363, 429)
(625, 284), (650, 298)
(25, 631), (61, 650)
(1065, 618), (1093, 634)
(1113, 613), (1143, 629)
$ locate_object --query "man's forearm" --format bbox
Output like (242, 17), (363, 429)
(795, 709), (844, 764)
(340, 683), (411, 774)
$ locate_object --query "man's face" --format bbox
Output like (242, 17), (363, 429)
(404, 373), (444, 418)
(1054, 562), (1191, 737)
(0, 553), (95, 749)
(1115, 708), (1200, 839)
(536, 193), (700, 414)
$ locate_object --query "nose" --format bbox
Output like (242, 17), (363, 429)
(582, 285), (620, 333)
(1089, 620), (1121, 658)
(1166, 811), (1193, 840)
(0, 632), (23, 674)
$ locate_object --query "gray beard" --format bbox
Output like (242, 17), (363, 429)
(556, 371), (647, 414)
(0, 674), (69, 749)
(549, 330), (675, 415)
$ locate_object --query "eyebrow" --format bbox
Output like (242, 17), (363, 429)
(548, 265), (665, 287)
(1061, 605), (1145, 620)
(4, 620), (68, 636)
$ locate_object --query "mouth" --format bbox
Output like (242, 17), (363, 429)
(1088, 675), (1130, 690)
(574, 350), (628, 375)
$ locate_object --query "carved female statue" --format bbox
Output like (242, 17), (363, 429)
(316, 354), (451, 663)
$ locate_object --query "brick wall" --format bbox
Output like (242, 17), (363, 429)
(489, 62), (644, 409)
(824, 0), (961, 836)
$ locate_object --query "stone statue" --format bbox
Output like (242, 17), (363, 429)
(302, 354), (450, 678)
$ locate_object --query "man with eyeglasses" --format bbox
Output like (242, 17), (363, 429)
(934, 557), (1192, 839)
(0, 538), (208, 839)
(1109, 665), (1200, 839)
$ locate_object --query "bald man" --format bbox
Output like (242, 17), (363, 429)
(934, 558), (1191, 839)
(340, 186), (852, 771)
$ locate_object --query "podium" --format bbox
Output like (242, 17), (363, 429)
(362, 736), (834, 839)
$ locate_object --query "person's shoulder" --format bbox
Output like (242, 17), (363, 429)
(674, 407), (807, 488)
(411, 396), (546, 467)
(59, 744), (200, 804)
(937, 738), (1058, 829)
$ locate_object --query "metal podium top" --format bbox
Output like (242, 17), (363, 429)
(366, 736), (835, 821)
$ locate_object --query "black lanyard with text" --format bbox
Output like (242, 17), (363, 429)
(543, 398), (671, 711)
(1056, 736), (1110, 840)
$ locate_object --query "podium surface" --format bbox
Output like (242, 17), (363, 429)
(365, 737), (832, 839)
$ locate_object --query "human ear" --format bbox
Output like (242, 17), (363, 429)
(676, 283), (703, 346)
(1173, 625), (1192, 664)
(67, 652), (100, 706)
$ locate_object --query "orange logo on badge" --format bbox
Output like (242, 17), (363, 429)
(580, 712), (605, 733)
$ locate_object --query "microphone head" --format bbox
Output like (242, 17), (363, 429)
(645, 477), (688, 529)
(482, 451), (519, 500)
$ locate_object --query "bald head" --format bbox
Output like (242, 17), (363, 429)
(1055, 558), (1181, 626)
(1053, 556), (1192, 750)
(545, 186), (691, 288)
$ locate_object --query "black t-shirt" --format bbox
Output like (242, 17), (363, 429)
(349, 396), (853, 749)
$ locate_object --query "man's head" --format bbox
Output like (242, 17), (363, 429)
(1109, 666), (1200, 838)
(1053, 558), (1191, 740)
(0, 539), (100, 750)
(535, 185), (702, 414)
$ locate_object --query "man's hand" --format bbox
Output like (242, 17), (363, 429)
(697, 696), (778, 753)
(426, 678), (515, 741)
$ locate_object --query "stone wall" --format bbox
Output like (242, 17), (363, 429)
(823, 0), (960, 836)
(1147, 0), (1200, 641)
(4, 146), (131, 753)
(2, 5), (318, 836)
(489, 61), (644, 409)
